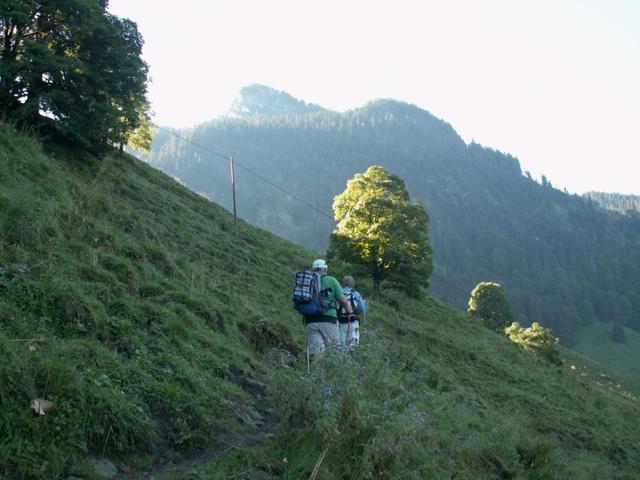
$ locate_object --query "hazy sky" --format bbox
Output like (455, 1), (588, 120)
(108, 0), (639, 195)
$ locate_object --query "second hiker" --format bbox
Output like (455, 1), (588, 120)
(338, 275), (367, 349)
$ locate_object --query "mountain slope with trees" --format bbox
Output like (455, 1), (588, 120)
(148, 87), (640, 345)
(584, 191), (640, 215)
(3, 123), (640, 479)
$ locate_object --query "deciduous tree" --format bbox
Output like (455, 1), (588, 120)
(329, 165), (432, 295)
(611, 320), (625, 343)
(0, 0), (149, 149)
(468, 281), (515, 331)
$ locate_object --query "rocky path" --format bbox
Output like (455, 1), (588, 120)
(108, 372), (277, 480)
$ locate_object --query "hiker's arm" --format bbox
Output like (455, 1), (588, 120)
(337, 294), (353, 315)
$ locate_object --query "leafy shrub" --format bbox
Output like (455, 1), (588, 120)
(505, 322), (561, 364)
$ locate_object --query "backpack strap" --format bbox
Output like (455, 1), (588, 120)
(316, 272), (324, 294)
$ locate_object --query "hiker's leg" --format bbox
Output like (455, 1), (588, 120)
(318, 322), (341, 351)
(338, 322), (349, 346)
(306, 323), (326, 356)
(350, 320), (360, 347)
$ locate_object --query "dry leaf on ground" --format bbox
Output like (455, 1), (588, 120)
(30, 399), (53, 416)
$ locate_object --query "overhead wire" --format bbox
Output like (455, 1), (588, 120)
(153, 124), (472, 298)
(155, 125), (334, 221)
(155, 125), (229, 161)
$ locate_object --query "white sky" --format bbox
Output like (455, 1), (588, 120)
(108, 0), (639, 194)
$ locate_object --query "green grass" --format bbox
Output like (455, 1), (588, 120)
(1, 122), (640, 479)
(572, 321), (640, 381)
(0, 123), (308, 478)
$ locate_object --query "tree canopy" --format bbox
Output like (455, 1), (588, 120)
(468, 281), (516, 331)
(0, 0), (149, 149)
(611, 320), (625, 343)
(329, 165), (432, 295)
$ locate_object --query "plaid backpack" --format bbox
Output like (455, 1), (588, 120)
(292, 271), (332, 316)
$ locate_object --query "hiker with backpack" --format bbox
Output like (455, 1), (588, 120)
(338, 275), (367, 349)
(292, 259), (353, 357)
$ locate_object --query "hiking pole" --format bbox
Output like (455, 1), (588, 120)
(307, 342), (310, 373)
(362, 310), (367, 338)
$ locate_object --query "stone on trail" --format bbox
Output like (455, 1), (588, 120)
(94, 459), (118, 479)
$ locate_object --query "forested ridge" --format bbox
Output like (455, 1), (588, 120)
(148, 86), (640, 344)
(584, 191), (640, 215)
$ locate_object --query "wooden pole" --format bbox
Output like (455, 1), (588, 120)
(230, 156), (238, 238)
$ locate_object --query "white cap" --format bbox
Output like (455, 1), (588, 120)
(312, 259), (327, 269)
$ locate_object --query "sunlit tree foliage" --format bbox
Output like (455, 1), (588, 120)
(123, 111), (156, 153)
(505, 321), (561, 364)
(468, 281), (515, 331)
(329, 165), (432, 295)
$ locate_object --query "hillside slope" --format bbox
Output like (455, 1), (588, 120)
(573, 321), (640, 380)
(148, 89), (640, 346)
(2, 123), (640, 479)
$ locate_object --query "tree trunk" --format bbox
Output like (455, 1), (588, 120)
(371, 254), (382, 291)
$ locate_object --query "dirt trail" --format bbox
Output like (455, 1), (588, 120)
(113, 372), (277, 480)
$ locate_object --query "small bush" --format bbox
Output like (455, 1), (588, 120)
(505, 322), (561, 364)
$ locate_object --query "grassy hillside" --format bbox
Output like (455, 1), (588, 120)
(573, 322), (640, 380)
(1, 123), (640, 479)
(148, 97), (640, 345)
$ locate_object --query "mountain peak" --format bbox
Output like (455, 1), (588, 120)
(227, 84), (325, 117)
(356, 98), (438, 120)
